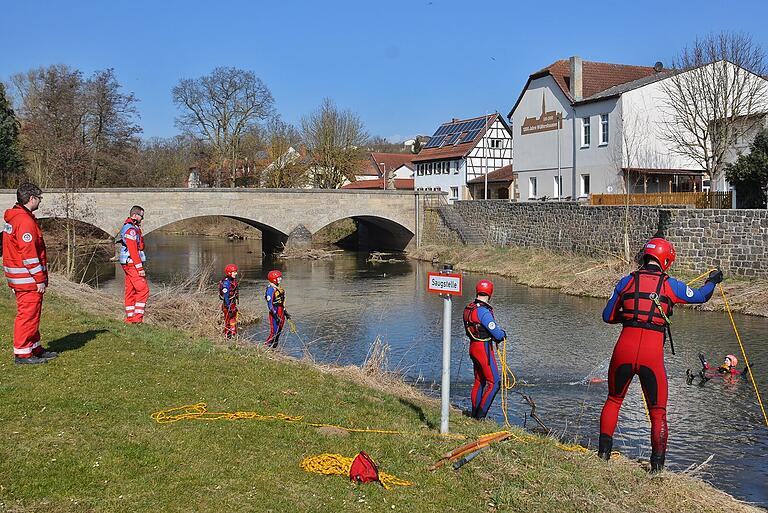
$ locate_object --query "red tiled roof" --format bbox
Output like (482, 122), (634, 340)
(341, 178), (414, 190)
(413, 114), (509, 162)
(357, 159), (380, 177)
(467, 164), (515, 184)
(509, 59), (661, 117)
(369, 152), (415, 175)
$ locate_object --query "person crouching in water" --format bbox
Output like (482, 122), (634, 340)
(686, 353), (750, 385)
(219, 264), (239, 338)
(598, 237), (723, 472)
(463, 279), (507, 419)
(264, 270), (290, 348)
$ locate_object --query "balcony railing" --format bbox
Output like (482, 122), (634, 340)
(590, 191), (732, 209)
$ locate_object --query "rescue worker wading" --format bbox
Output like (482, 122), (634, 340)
(598, 237), (723, 472)
(264, 270), (290, 348)
(219, 264), (239, 338)
(463, 279), (507, 419)
(118, 206), (149, 323)
(3, 183), (58, 364)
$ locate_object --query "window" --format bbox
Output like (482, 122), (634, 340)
(580, 174), (590, 196)
(490, 139), (502, 149)
(427, 163), (432, 175)
(553, 176), (563, 198)
(581, 117), (590, 147)
(442, 161), (449, 175)
(453, 160), (460, 175)
(417, 164), (423, 176)
(600, 114), (609, 145)
(528, 177), (538, 199)
(450, 186), (459, 199)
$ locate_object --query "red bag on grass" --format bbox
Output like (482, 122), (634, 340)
(349, 451), (380, 484)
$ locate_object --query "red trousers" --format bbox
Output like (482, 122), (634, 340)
(600, 326), (669, 455)
(222, 305), (237, 337)
(122, 265), (149, 323)
(13, 290), (43, 357)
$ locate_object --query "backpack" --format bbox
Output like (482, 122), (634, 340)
(349, 451), (380, 484)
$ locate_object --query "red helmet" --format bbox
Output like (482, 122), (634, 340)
(267, 270), (282, 285)
(225, 264), (238, 276)
(476, 279), (494, 298)
(642, 237), (676, 271)
(725, 354), (738, 367)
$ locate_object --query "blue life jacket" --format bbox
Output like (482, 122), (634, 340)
(118, 221), (146, 265)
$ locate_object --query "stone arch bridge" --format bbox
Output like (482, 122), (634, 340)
(0, 188), (440, 251)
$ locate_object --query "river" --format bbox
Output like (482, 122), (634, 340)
(89, 234), (768, 506)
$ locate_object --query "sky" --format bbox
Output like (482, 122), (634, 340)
(2, 0), (767, 142)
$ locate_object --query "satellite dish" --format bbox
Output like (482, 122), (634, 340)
(653, 61), (664, 72)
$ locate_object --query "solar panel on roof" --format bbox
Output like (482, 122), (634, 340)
(443, 133), (460, 146)
(425, 135), (445, 148)
(435, 125), (448, 136)
(460, 129), (480, 143)
(470, 119), (482, 130)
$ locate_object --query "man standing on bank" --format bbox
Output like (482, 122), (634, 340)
(598, 237), (722, 472)
(3, 183), (57, 364)
(118, 206), (149, 323)
(463, 279), (507, 419)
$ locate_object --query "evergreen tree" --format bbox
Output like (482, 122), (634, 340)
(725, 128), (768, 208)
(0, 83), (23, 186)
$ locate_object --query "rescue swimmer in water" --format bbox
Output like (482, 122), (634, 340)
(597, 237), (723, 472)
(462, 279), (507, 419)
(686, 353), (751, 386)
(264, 269), (290, 348)
(219, 264), (239, 338)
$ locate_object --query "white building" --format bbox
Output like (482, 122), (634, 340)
(508, 56), (768, 201)
(413, 113), (513, 201)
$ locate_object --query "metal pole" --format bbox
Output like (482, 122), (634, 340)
(484, 113), (489, 200)
(557, 115), (561, 200)
(380, 163), (386, 190)
(440, 264), (453, 434)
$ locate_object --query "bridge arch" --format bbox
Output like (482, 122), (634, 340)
(312, 214), (414, 251)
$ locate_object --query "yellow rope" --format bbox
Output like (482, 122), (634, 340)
(718, 284), (768, 428)
(686, 269), (714, 286)
(151, 403), (466, 439)
(300, 453), (413, 490)
(498, 338), (516, 428)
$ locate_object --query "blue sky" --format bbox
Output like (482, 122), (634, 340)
(2, 0), (767, 141)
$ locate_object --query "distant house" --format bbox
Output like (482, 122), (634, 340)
(340, 178), (414, 190)
(342, 152), (415, 190)
(413, 113), (513, 201)
(508, 56), (768, 200)
(466, 165), (514, 199)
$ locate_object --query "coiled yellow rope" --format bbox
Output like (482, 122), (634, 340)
(151, 402), (465, 438)
(299, 453), (413, 490)
(498, 338), (516, 428)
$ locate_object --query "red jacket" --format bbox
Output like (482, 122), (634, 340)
(3, 204), (48, 291)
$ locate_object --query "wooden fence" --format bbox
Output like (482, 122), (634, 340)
(590, 191), (732, 209)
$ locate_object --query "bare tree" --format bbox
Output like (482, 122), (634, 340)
(172, 67), (274, 187)
(301, 98), (368, 189)
(261, 118), (307, 188)
(660, 32), (768, 190)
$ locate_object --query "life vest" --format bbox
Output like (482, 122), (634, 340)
(620, 270), (673, 332)
(219, 277), (239, 303)
(349, 451), (380, 485)
(268, 285), (285, 307)
(118, 220), (146, 265)
(463, 300), (493, 342)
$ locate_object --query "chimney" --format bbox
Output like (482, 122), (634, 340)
(451, 118), (458, 123)
(570, 55), (583, 101)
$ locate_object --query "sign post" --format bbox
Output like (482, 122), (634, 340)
(427, 264), (463, 434)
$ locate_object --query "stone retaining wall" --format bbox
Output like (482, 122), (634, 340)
(426, 201), (768, 277)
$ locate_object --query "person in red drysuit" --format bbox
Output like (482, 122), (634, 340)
(598, 237), (722, 472)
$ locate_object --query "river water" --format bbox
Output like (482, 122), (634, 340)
(90, 234), (768, 506)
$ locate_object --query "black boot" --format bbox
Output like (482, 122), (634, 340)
(650, 452), (665, 473)
(597, 434), (612, 461)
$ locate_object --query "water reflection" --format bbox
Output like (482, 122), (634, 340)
(89, 234), (767, 506)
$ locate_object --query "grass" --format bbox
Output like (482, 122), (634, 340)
(0, 289), (761, 512)
(409, 244), (768, 317)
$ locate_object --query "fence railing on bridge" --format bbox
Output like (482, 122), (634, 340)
(589, 191), (732, 209)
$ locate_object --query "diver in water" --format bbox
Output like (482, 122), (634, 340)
(686, 353), (751, 386)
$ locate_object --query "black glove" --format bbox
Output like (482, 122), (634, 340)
(285, 312), (292, 320)
(705, 269), (723, 285)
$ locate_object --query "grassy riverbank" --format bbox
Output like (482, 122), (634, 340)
(0, 285), (761, 512)
(409, 244), (768, 317)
